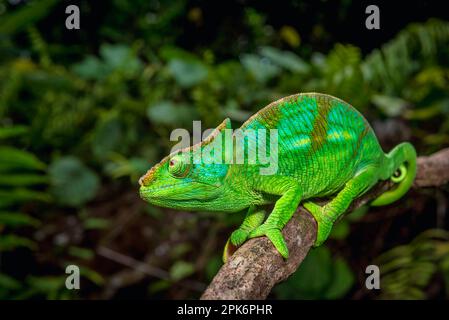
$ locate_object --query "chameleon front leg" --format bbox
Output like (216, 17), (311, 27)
(230, 205), (266, 246)
(223, 206), (266, 262)
(248, 187), (302, 259)
(304, 166), (379, 246)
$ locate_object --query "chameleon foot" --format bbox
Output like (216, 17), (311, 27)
(248, 224), (289, 259)
(230, 228), (249, 246)
(303, 201), (334, 247)
(222, 228), (251, 263)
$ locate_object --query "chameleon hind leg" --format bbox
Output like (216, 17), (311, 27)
(223, 206), (266, 262)
(248, 187), (302, 259)
(304, 166), (379, 246)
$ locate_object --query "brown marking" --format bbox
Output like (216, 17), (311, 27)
(351, 125), (370, 160)
(309, 94), (333, 154)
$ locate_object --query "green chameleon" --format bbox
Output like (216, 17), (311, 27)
(139, 93), (417, 261)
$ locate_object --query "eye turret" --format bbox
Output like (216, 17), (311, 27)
(168, 154), (191, 178)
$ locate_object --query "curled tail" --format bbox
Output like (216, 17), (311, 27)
(371, 142), (417, 206)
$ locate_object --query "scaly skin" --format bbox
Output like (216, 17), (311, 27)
(139, 93), (417, 261)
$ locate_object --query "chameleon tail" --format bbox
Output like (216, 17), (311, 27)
(371, 142), (417, 206)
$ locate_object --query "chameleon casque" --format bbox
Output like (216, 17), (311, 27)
(139, 93), (417, 261)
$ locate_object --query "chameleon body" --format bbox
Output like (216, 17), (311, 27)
(139, 93), (417, 261)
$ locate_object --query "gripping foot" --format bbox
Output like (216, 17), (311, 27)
(248, 224), (289, 259)
(303, 201), (334, 247)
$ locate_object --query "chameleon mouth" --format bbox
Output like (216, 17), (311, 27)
(139, 181), (221, 201)
(139, 182), (187, 199)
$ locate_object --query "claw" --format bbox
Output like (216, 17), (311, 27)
(249, 225), (289, 259)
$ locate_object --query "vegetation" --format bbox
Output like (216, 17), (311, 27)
(0, 0), (448, 299)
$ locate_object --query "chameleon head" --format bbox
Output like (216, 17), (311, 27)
(138, 118), (236, 212)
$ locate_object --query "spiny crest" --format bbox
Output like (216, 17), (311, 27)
(138, 118), (231, 186)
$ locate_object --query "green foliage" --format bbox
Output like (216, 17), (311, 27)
(83, 217), (110, 230)
(274, 247), (354, 299)
(376, 229), (449, 299)
(259, 47), (309, 74)
(0, 131), (46, 255)
(362, 19), (449, 94)
(0, 212), (40, 228)
(147, 101), (197, 126)
(73, 44), (143, 80)
(0, 146), (46, 171)
(169, 260), (195, 281)
(168, 58), (208, 87)
(0, 0), (59, 35)
(0, 234), (37, 251)
(48, 157), (99, 207)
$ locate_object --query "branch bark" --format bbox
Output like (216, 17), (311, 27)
(201, 148), (449, 300)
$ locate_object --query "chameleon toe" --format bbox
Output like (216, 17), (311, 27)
(230, 228), (249, 246)
(265, 229), (289, 259)
(249, 225), (289, 259)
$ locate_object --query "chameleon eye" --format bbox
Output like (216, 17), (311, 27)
(168, 155), (190, 178)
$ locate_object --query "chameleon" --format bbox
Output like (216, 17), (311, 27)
(139, 93), (417, 261)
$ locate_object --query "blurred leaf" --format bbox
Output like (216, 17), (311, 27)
(83, 217), (110, 230)
(205, 255), (222, 281)
(0, 0), (59, 35)
(0, 234), (36, 251)
(323, 257), (355, 299)
(148, 280), (171, 294)
(404, 99), (449, 120)
(274, 247), (354, 299)
(159, 46), (200, 61)
(72, 56), (108, 80)
(347, 206), (369, 221)
(73, 44), (142, 80)
(0, 212), (40, 228)
(49, 157), (99, 207)
(91, 113), (123, 159)
(68, 246), (95, 260)
(372, 95), (409, 117)
(105, 154), (150, 181)
(147, 100), (197, 125)
(279, 25), (301, 47)
(169, 260), (195, 281)
(27, 275), (64, 293)
(80, 267), (105, 286)
(260, 47), (309, 73)
(423, 133), (449, 145)
(0, 189), (51, 208)
(0, 125), (28, 140)
(274, 246), (333, 299)
(241, 54), (281, 83)
(0, 174), (48, 186)
(171, 243), (192, 259)
(376, 229), (449, 299)
(329, 220), (350, 240)
(167, 58), (208, 87)
(100, 44), (143, 76)
(0, 273), (21, 290)
(0, 147), (46, 172)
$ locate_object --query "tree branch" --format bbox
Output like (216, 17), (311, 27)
(201, 148), (449, 300)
